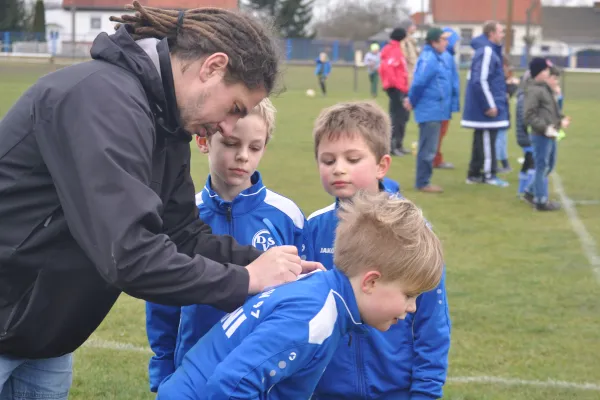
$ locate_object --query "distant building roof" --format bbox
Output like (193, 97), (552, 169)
(431, 0), (541, 25)
(541, 6), (600, 45)
(62, 0), (237, 10)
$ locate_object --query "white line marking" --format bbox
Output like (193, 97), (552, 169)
(83, 338), (600, 392)
(551, 173), (600, 282)
(82, 337), (151, 353)
(449, 376), (600, 391)
(571, 200), (600, 206)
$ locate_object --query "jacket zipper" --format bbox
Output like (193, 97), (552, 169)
(356, 336), (366, 398)
(226, 206), (233, 235)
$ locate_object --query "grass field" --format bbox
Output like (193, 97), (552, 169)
(1, 60), (600, 400)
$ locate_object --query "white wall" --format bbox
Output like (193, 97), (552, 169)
(45, 9), (133, 43)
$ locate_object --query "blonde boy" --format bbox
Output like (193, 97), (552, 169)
(157, 191), (444, 399)
(146, 98), (313, 392)
(308, 101), (451, 400)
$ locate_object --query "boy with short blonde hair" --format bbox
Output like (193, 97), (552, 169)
(308, 101), (451, 400)
(146, 98), (313, 392)
(156, 191), (444, 399)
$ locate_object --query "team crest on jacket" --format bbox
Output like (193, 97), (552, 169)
(252, 229), (276, 251)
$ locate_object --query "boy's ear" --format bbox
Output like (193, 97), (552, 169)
(195, 135), (209, 154)
(361, 271), (382, 294)
(376, 154), (392, 180)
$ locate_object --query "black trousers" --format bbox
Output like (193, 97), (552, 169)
(468, 129), (498, 180)
(385, 88), (408, 150)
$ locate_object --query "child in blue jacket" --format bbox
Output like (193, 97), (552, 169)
(145, 98), (313, 392)
(315, 52), (332, 96)
(156, 191), (445, 399)
(308, 101), (451, 400)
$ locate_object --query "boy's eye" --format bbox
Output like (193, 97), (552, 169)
(223, 141), (238, 147)
(250, 146), (263, 152)
(231, 104), (241, 115)
(321, 159), (335, 166)
(347, 158), (361, 164)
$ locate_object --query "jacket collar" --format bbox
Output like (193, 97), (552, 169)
(200, 171), (267, 215)
(324, 269), (366, 335)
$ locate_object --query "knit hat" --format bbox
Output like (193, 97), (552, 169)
(390, 28), (407, 42)
(426, 27), (451, 43)
(529, 57), (549, 78)
(370, 43), (380, 52)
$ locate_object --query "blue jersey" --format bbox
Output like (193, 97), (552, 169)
(307, 184), (451, 400)
(156, 269), (366, 399)
(145, 171), (313, 392)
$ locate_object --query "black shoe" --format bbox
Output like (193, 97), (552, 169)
(523, 192), (535, 205)
(535, 201), (561, 211)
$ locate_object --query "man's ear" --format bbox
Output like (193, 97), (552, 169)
(198, 53), (229, 83)
(195, 135), (209, 154)
(361, 270), (382, 294)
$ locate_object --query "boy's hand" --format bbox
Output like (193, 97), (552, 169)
(485, 108), (498, 117)
(561, 116), (571, 129)
(246, 246), (324, 294)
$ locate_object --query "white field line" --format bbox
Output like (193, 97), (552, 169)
(551, 173), (600, 282)
(83, 338), (600, 391)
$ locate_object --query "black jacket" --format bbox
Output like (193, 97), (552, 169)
(0, 26), (261, 359)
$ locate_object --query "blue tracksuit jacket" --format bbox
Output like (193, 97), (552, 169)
(156, 268), (366, 399)
(461, 35), (509, 129)
(145, 171), (312, 392)
(443, 27), (461, 115)
(308, 184), (451, 400)
(408, 44), (453, 124)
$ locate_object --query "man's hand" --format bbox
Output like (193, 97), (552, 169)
(403, 97), (412, 111)
(246, 246), (325, 294)
(485, 108), (498, 118)
(561, 116), (571, 130)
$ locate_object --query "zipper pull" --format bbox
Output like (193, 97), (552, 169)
(227, 206), (232, 222)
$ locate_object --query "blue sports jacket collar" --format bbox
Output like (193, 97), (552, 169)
(324, 269), (366, 335)
(201, 171), (267, 216)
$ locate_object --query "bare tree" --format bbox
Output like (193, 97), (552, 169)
(312, 0), (409, 40)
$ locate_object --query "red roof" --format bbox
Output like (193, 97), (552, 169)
(411, 12), (426, 26)
(62, 0), (237, 10)
(431, 0), (541, 25)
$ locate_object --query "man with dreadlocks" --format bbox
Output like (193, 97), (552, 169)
(0, 2), (323, 397)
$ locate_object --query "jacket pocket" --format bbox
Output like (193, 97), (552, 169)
(11, 206), (60, 256)
(0, 272), (39, 338)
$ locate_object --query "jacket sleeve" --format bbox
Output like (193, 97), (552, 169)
(34, 72), (250, 312)
(410, 269), (451, 400)
(515, 92), (531, 148)
(470, 47), (497, 111)
(451, 58), (461, 113)
(408, 56), (436, 107)
(204, 317), (318, 398)
(146, 302), (181, 392)
(524, 87), (549, 135)
(162, 157), (262, 266)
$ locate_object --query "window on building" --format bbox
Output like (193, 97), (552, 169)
(90, 17), (101, 30)
(460, 28), (473, 43)
(541, 45), (550, 52)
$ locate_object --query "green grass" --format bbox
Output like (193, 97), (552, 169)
(2, 61), (600, 399)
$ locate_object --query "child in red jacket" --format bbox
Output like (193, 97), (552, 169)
(379, 28), (409, 156)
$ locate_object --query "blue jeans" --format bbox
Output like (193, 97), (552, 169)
(496, 129), (508, 161)
(415, 121), (441, 188)
(526, 134), (557, 204)
(0, 353), (72, 399)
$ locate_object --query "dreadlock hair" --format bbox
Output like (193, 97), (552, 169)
(110, 1), (281, 94)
